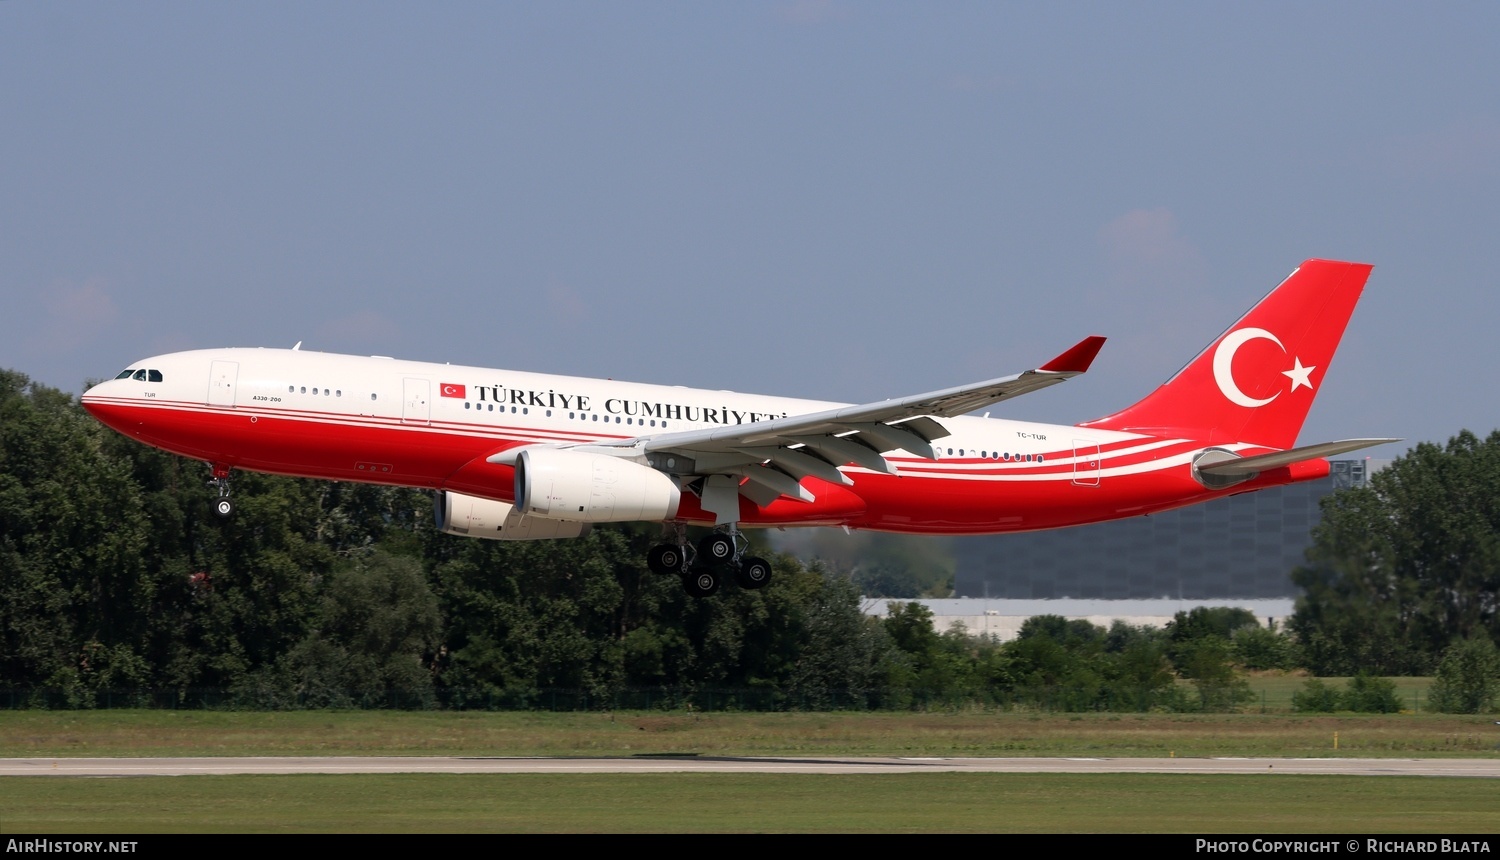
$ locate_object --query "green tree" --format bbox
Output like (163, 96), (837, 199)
(1341, 672), (1403, 713)
(1104, 624), (1182, 711)
(283, 551), (441, 707)
(1004, 615), (1109, 710)
(428, 528), (639, 707)
(1168, 607), (1261, 641)
(0, 371), (153, 703)
(1292, 431), (1500, 675)
(876, 602), (1016, 708)
(784, 572), (897, 709)
(1176, 637), (1254, 711)
(1291, 678), (1342, 713)
(1161, 607), (1265, 706)
(1427, 636), (1500, 714)
(1230, 623), (1297, 671)
(880, 602), (953, 704)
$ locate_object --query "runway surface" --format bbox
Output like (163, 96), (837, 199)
(3, 756), (1497, 778)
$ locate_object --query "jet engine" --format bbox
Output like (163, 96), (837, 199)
(515, 448), (681, 523)
(434, 490), (590, 540)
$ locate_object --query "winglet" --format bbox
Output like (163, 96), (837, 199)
(1039, 336), (1106, 373)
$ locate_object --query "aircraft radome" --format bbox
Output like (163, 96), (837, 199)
(84, 259), (1396, 598)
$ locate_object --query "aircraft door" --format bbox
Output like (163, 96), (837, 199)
(208, 361), (239, 408)
(1072, 439), (1100, 486)
(402, 378), (430, 425)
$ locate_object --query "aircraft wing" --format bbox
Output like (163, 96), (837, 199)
(487, 336), (1104, 507)
(637, 334), (1105, 459)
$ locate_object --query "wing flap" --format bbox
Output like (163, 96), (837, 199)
(735, 463), (816, 503)
(842, 422), (938, 461)
(788, 434), (893, 474)
(734, 445), (854, 486)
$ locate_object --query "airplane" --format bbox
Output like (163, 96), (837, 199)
(82, 258), (1396, 598)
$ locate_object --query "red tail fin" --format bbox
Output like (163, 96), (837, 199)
(1080, 259), (1372, 449)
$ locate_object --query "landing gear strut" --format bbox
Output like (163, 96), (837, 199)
(208, 464), (234, 518)
(647, 523), (773, 598)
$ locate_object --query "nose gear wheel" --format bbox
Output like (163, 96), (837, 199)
(208, 465), (234, 518)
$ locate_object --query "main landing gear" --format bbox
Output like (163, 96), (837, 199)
(647, 523), (773, 598)
(208, 464), (234, 518)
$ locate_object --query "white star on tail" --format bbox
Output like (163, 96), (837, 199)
(1283, 357), (1316, 392)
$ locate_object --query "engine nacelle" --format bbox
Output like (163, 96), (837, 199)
(515, 448), (682, 523)
(434, 490), (590, 540)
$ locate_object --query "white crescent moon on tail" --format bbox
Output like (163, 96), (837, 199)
(1213, 327), (1284, 408)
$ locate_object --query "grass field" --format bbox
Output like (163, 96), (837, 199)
(3, 772), (1500, 833)
(3, 705), (1496, 833)
(2, 707), (1496, 759)
(1245, 674), (1435, 712)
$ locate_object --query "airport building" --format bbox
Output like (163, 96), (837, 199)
(862, 460), (1386, 638)
(863, 597), (1296, 642)
(949, 459), (1383, 601)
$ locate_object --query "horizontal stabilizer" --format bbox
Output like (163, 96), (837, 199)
(1196, 438), (1401, 476)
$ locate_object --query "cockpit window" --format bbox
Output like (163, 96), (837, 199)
(133, 369), (148, 381)
(116, 369), (135, 380)
(148, 369), (163, 382)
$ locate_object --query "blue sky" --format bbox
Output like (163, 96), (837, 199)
(4, 2), (1497, 457)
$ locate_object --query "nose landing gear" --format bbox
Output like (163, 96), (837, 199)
(208, 464), (234, 518)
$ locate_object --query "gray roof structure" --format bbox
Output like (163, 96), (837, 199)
(950, 459), (1383, 600)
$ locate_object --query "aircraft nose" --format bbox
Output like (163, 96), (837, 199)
(80, 377), (125, 422)
(81, 379), (108, 406)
